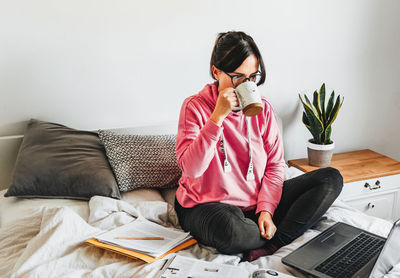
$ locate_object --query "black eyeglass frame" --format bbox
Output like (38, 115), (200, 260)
(222, 70), (262, 87)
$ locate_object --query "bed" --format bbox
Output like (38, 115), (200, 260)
(0, 118), (397, 278)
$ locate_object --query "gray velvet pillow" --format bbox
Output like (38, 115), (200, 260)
(98, 130), (181, 192)
(4, 119), (121, 200)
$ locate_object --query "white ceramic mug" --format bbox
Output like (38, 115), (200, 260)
(233, 81), (263, 116)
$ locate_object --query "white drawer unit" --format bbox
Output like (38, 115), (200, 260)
(340, 174), (400, 199)
(338, 173), (400, 221)
(344, 191), (397, 220)
(289, 149), (400, 222)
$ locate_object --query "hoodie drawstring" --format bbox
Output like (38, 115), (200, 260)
(220, 116), (255, 181)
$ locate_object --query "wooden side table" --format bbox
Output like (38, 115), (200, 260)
(288, 149), (400, 221)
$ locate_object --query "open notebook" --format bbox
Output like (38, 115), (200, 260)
(157, 254), (297, 278)
(86, 217), (196, 263)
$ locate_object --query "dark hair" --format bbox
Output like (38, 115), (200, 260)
(210, 31), (266, 86)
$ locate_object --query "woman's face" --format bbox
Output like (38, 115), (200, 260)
(212, 54), (259, 92)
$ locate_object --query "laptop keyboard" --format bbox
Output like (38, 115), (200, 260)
(315, 232), (385, 278)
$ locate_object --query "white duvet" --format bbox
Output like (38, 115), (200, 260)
(0, 194), (398, 278)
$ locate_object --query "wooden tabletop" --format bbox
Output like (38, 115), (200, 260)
(288, 149), (400, 183)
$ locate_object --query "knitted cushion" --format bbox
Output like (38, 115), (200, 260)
(98, 130), (181, 192)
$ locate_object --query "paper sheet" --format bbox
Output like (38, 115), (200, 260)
(159, 255), (249, 278)
(96, 217), (191, 257)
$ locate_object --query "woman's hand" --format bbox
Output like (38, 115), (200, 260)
(258, 211), (277, 240)
(210, 87), (239, 126)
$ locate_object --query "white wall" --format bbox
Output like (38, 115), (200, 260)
(1, 0), (400, 162)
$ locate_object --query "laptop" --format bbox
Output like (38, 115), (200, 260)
(282, 219), (400, 278)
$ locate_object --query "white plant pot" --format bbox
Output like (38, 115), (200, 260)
(307, 139), (335, 167)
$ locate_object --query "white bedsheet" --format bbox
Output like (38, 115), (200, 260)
(0, 188), (165, 228)
(0, 194), (398, 278)
(0, 191), (89, 228)
(1, 166), (399, 278)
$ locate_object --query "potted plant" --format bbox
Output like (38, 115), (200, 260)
(299, 83), (344, 167)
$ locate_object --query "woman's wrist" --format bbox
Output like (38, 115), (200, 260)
(210, 112), (225, 126)
(260, 210), (273, 219)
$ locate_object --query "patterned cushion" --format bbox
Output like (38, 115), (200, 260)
(98, 130), (181, 192)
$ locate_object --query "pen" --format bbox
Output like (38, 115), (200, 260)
(114, 236), (165, 240)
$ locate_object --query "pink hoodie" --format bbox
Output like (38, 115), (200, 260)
(175, 82), (285, 215)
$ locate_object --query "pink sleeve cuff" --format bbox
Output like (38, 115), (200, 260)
(256, 202), (277, 216)
(202, 119), (223, 141)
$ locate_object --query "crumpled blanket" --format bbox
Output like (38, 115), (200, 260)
(0, 196), (398, 278)
(0, 196), (243, 278)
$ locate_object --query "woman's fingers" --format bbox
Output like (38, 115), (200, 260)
(258, 212), (276, 240)
(259, 221), (266, 236)
(226, 94), (239, 107)
(228, 99), (239, 108)
(259, 220), (276, 240)
(259, 220), (271, 239)
(218, 89), (238, 110)
(264, 223), (273, 239)
(214, 88), (238, 117)
(267, 225), (277, 240)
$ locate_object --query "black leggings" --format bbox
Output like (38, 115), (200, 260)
(174, 167), (343, 255)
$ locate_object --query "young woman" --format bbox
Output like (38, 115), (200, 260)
(174, 31), (343, 262)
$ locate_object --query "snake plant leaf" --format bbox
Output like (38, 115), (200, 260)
(324, 125), (332, 144)
(302, 111), (310, 128)
(299, 95), (323, 143)
(300, 94), (320, 122)
(319, 83), (326, 125)
(313, 90), (322, 119)
(304, 110), (322, 143)
(325, 91), (335, 120)
(326, 95), (343, 129)
(304, 94), (321, 121)
(299, 94), (314, 114)
(304, 94), (313, 108)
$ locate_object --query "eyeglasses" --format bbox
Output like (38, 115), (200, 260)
(223, 71), (262, 87)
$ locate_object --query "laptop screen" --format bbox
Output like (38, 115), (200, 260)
(369, 219), (400, 277)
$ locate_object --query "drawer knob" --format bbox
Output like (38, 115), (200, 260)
(368, 203), (375, 209)
(364, 182), (381, 190)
